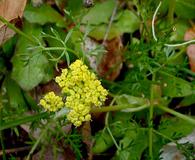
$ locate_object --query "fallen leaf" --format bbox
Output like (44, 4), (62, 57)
(0, 0), (27, 44)
(81, 122), (93, 160)
(0, 24), (15, 45)
(160, 130), (195, 160)
(184, 28), (195, 72)
(97, 37), (123, 80)
(0, 0), (27, 27)
(32, 146), (65, 160)
(82, 36), (123, 80)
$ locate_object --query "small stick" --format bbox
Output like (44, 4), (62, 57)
(0, 146), (31, 156)
(102, 0), (118, 45)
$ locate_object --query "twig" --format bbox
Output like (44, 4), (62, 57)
(105, 112), (120, 150)
(0, 146), (31, 156)
(102, 0), (118, 45)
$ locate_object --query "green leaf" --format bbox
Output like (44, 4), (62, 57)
(0, 112), (49, 131)
(115, 94), (147, 106)
(23, 91), (40, 111)
(93, 112), (134, 154)
(88, 10), (140, 40)
(170, 20), (190, 41)
(179, 94), (195, 107)
(92, 128), (115, 154)
(0, 57), (6, 74)
(114, 10), (140, 33)
(88, 25), (119, 40)
(24, 4), (66, 27)
(3, 75), (27, 112)
(81, 0), (115, 25)
(2, 36), (17, 58)
(158, 117), (195, 139)
(160, 0), (195, 19)
(159, 71), (192, 97)
(113, 128), (148, 160)
(11, 22), (53, 91)
(175, 0), (195, 19)
(66, 0), (83, 16)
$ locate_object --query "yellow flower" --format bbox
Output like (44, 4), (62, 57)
(55, 59), (108, 127)
(67, 104), (91, 127)
(39, 92), (64, 112)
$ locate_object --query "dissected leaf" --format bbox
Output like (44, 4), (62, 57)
(43, 25), (66, 56)
(11, 22), (53, 91)
(93, 112), (134, 154)
(159, 72), (192, 97)
(113, 128), (148, 160)
(160, 130), (195, 160)
(158, 117), (195, 139)
(24, 4), (66, 27)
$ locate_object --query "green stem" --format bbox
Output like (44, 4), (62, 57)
(146, 48), (186, 77)
(0, 132), (6, 160)
(158, 105), (195, 125)
(26, 128), (48, 160)
(0, 16), (35, 43)
(91, 104), (149, 113)
(153, 129), (175, 143)
(149, 74), (156, 160)
(167, 47), (186, 62)
(180, 68), (195, 77)
(167, 0), (176, 24)
(105, 112), (120, 150)
(42, 47), (78, 57)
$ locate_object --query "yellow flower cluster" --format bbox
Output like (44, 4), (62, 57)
(39, 92), (64, 112)
(39, 59), (108, 127)
(55, 60), (108, 127)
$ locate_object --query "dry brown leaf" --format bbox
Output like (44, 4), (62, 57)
(0, 0), (27, 44)
(184, 28), (195, 72)
(82, 36), (123, 80)
(97, 37), (123, 80)
(0, 0), (27, 27)
(0, 24), (15, 44)
(32, 146), (66, 160)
